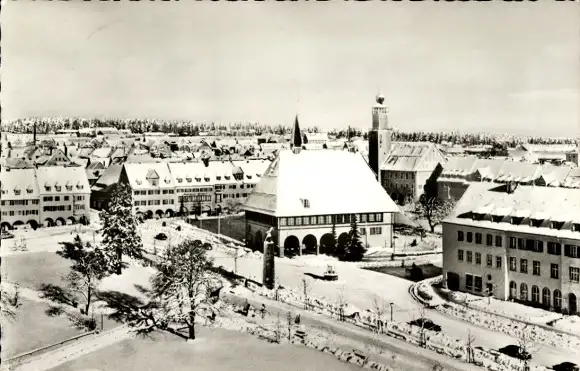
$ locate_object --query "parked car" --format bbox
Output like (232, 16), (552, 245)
(1, 231), (15, 240)
(407, 318), (442, 332)
(498, 345), (532, 361)
(154, 233), (168, 241)
(202, 242), (213, 251)
(553, 362), (579, 371)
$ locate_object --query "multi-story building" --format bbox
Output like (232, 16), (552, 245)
(380, 142), (445, 204)
(120, 162), (176, 220)
(243, 117), (399, 256)
(36, 167), (91, 227)
(442, 182), (580, 314)
(0, 166), (90, 230)
(168, 162), (214, 216)
(0, 169), (40, 230)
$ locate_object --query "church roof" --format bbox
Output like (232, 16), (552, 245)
(243, 149), (399, 217)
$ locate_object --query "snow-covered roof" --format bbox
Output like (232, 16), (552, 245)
(243, 149), (399, 217)
(123, 163), (174, 190)
(35, 166), (90, 194)
(444, 183), (580, 239)
(231, 159), (271, 184)
(0, 168), (39, 199)
(441, 156), (478, 177)
(381, 142), (442, 172)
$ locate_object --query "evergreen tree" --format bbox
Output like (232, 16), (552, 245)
(100, 182), (143, 275)
(345, 216), (365, 261)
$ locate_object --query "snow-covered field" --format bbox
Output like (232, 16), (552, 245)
(552, 316), (580, 335)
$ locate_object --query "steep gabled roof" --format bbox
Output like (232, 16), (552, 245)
(244, 149), (399, 217)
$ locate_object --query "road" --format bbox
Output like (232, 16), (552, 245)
(222, 290), (483, 371)
(210, 248), (580, 368)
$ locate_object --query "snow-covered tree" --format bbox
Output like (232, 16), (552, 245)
(58, 235), (109, 315)
(148, 239), (221, 340)
(1, 285), (21, 321)
(415, 196), (456, 233)
(100, 182), (143, 274)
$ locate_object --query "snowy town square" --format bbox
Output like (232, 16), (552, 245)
(2, 2), (580, 371)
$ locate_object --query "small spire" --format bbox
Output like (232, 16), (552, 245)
(291, 115), (302, 154)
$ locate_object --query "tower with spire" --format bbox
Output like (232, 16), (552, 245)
(291, 115), (302, 154)
(368, 92), (392, 184)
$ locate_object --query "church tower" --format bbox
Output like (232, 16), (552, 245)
(368, 92), (392, 184)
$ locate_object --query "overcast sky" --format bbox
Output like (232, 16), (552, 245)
(2, 1), (579, 136)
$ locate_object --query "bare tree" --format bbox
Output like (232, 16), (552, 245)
(336, 284), (347, 321)
(301, 277), (312, 311)
(414, 306), (428, 348)
(286, 311), (293, 342)
(466, 329), (476, 363)
(1, 284), (21, 321)
(148, 239), (221, 340)
(274, 312), (283, 343)
(372, 297), (389, 333)
(517, 328), (537, 371)
(414, 197), (456, 233)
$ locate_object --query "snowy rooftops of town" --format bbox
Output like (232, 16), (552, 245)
(444, 182), (580, 239)
(122, 162), (174, 190)
(243, 149), (399, 217)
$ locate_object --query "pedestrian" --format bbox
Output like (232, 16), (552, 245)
(294, 314), (301, 325)
(260, 304), (266, 319)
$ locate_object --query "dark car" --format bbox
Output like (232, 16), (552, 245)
(202, 242), (213, 251)
(498, 345), (532, 361)
(1, 231), (15, 240)
(154, 233), (168, 241)
(553, 362), (579, 371)
(407, 318), (442, 332)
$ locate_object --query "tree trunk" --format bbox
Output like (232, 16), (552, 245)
(188, 313), (196, 340)
(116, 248), (122, 275)
(85, 286), (92, 315)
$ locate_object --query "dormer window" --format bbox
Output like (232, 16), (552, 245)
(511, 217), (523, 225)
(257, 173), (261, 177)
(55, 186), (62, 192)
(551, 221), (564, 230)
(302, 199), (310, 208)
(225, 175), (231, 180)
(573, 223), (580, 232)
(78, 185), (84, 190)
(26, 187), (33, 194)
(246, 175), (252, 180)
(186, 177), (192, 183)
(45, 186), (51, 192)
(491, 215), (502, 223)
(177, 177), (183, 183)
(14, 188), (21, 196)
(216, 176), (222, 181)
(195, 176), (201, 182)
(136, 179), (142, 185)
(66, 185), (72, 191)
(204, 177), (210, 182)
(164, 177), (171, 184)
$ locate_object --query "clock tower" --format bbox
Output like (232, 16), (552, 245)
(368, 92), (392, 185)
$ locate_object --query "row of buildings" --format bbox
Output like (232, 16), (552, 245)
(0, 166), (91, 231)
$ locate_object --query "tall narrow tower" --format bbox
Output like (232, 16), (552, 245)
(368, 93), (391, 185)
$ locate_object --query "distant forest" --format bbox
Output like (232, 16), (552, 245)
(2, 117), (578, 147)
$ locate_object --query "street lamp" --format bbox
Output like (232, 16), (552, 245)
(389, 302), (394, 322)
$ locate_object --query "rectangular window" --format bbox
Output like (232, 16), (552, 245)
(496, 256), (502, 269)
(509, 257), (517, 271)
(466, 251), (473, 263)
(535, 241), (543, 253)
(495, 236), (503, 247)
(466, 232), (473, 243)
(570, 267), (580, 283)
(520, 259), (528, 274)
(533, 261), (541, 276)
(310, 216), (317, 225)
(295, 217), (302, 226)
(509, 237), (517, 249)
(318, 216), (324, 224)
(565, 245), (579, 258)
(302, 216), (309, 225)
(526, 239), (535, 251)
(474, 276), (482, 292)
(64, 196), (69, 201)
(475, 233), (482, 245)
(518, 238), (525, 250)
(548, 242), (562, 255)
(368, 213), (375, 222)
(288, 217), (295, 226)
(361, 214), (367, 223)
(551, 264), (559, 279)
(458, 249), (464, 261)
(360, 228), (366, 235)
(325, 215), (332, 224)
(475, 252), (481, 265)
(457, 231), (464, 242)
(486, 234), (493, 246)
(54, 196), (60, 201)
(280, 218), (287, 226)
(465, 274), (473, 291)
(486, 254), (493, 267)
